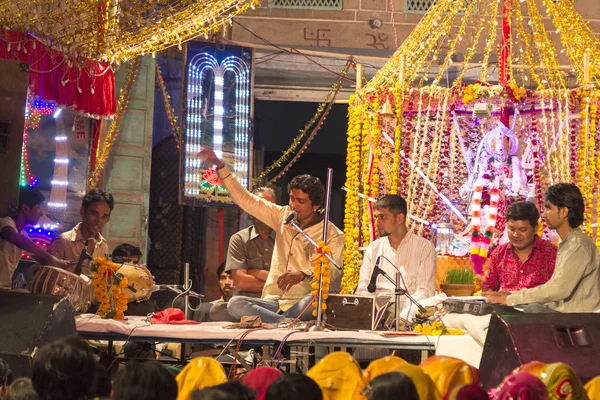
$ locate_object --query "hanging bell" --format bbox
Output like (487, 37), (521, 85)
(379, 100), (394, 116)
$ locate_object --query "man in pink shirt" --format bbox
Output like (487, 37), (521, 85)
(482, 201), (556, 292)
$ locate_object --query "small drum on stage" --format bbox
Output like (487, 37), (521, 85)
(117, 264), (155, 303)
(31, 265), (93, 314)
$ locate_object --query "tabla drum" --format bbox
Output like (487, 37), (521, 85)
(31, 265), (93, 314)
(117, 264), (155, 303)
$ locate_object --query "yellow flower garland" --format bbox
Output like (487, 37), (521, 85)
(311, 241), (331, 317)
(92, 257), (129, 320)
(413, 320), (464, 336)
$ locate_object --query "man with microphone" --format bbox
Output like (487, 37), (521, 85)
(197, 147), (344, 324)
(356, 194), (437, 323)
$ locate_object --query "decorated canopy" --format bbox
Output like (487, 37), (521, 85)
(0, 0), (258, 64)
(341, 0), (600, 292)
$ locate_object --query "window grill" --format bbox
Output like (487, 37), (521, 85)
(270, 0), (342, 10)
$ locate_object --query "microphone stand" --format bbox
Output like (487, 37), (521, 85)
(288, 168), (338, 332)
(374, 267), (426, 331)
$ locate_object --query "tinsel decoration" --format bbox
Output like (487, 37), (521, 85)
(156, 63), (183, 149)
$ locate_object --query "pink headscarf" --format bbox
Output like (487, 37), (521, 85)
(492, 372), (548, 400)
(445, 384), (490, 400)
(243, 366), (283, 400)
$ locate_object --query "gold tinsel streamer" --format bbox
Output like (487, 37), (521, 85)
(88, 58), (140, 189)
(156, 63), (183, 148)
(0, 0), (259, 65)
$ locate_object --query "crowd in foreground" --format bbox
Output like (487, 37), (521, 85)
(1, 336), (600, 400)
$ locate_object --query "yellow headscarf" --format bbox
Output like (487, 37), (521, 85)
(176, 357), (227, 400)
(392, 363), (443, 400)
(306, 351), (366, 400)
(419, 356), (480, 396)
(363, 356), (408, 382)
(584, 376), (600, 399)
(538, 363), (588, 400)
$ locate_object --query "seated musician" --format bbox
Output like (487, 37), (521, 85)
(48, 188), (114, 276)
(198, 147), (344, 324)
(355, 194), (437, 323)
(482, 201), (556, 293)
(485, 183), (600, 312)
(225, 187), (277, 300)
(111, 243), (156, 317)
(0, 188), (71, 289)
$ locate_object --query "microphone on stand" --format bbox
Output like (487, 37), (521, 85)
(378, 256), (427, 314)
(74, 240), (93, 275)
(367, 256), (382, 293)
(284, 211), (297, 225)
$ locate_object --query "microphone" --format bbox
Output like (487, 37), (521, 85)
(73, 240), (92, 275)
(367, 256), (382, 293)
(284, 211), (297, 225)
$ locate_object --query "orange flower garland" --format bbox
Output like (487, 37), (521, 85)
(92, 257), (129, 320)
(311, 241), (331, 317)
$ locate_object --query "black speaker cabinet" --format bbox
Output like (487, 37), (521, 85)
(480, 312), (600, 389)
(0, 292), (76, 377)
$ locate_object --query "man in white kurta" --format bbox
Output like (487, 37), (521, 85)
(356, 195), (437, 323)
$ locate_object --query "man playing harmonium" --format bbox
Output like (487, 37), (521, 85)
(198, 147), (345, 324)
(355, 194), (437, 325)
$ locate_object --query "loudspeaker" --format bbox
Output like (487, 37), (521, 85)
(0, 292), (76, 377)
(480, 312), (600, 389)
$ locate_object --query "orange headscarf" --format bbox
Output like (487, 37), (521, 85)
(176, 357), (227, 400)
(584, 376), (600, 399)
(392, 363), (443, 400)
(363, 356), (408, 382)
(419, 356), (480, 396)
(306, 351), (366, 400)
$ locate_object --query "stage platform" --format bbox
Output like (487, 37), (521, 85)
(76, 314), (483, 370)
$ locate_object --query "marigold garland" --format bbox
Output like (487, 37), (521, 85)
(92, 257), (129, 320)
(311, 241), (331, 317)
(414, 320), (464, 336)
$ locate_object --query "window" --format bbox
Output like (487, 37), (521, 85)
(404, 0), (436, 13)
(270, 0), (342, 10)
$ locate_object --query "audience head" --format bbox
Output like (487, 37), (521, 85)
(505, 201), (540, 251)
(90, 362), (111, 399)
(419, 356), (480, 395)
(243, 367), (282, 400)
(113, 360), (177, 400)
(80, 188), (114, 237)
(265, 374), (322, 400)
(17, 187), (45, 225)
(363, 371), (419, 400)
(388, 363), (443, 400)
(544, 183), (584, 229)
(176, 357), (227, 400)
(216, 262), (233, 300)
(288, 175), (324, 222)
(363, 356), (407, 382)
(112, 243), (143, 264)
(190, 381), (256, 400)
(306, 351), (365, 400)
(373, 195), (408, 237)
(7, 378), (39, 400)
(31, 336), (97, 400)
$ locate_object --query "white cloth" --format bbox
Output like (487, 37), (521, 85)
(356, 233), (437, 320)
(0, 217), (27, 289)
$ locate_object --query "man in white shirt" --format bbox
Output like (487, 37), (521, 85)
(356, 194), (437, 322)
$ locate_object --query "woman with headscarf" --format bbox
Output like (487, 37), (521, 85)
(243, 367), (283, 400)
(363, 356), (407, 383)
(306, 352), (365, 400)
(492, 372), (548, 400)
(362, 371), (419, 400)
(517, 362), (588, 400)
(176, 357), (227, 400)
(419, 356), (480, 396)
(390, 363), (443, 400)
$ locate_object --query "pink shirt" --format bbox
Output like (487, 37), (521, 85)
(483, 236), (557, 292)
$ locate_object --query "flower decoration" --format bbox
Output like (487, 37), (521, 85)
(202, 168), (223, 186)
(413, 320), (464, 336)
(311, 241), (331, 317)
(92, 257), (128, 320)
(469, 179), (499, 274)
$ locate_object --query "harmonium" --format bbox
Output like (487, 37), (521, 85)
(326, 294), (391, 331)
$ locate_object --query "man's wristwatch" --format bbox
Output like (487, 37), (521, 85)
(301, 271), (314, 281)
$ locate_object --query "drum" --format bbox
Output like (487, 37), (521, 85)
(31, 265), (93, 314)
(117, 264), (155, 303)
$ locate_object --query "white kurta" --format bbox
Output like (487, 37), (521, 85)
(356, 232), (437, 321)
